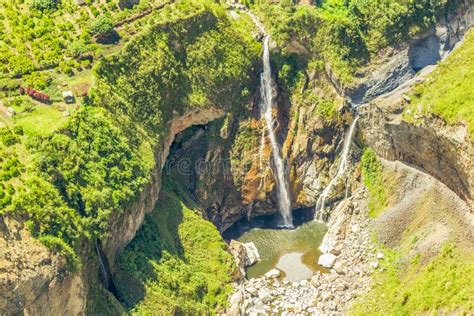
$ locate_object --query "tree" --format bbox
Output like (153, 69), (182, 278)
(30, 0), (60, 11)
(89, 16), (119, 44)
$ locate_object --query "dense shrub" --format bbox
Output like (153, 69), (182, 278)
(0, 128), (20, 146)
(254, 0), (464, 84)
(34, 107), (149, 239)
(30, 0), (60, 11)
(23, 72), (52, 90)
(38, 235), (80, 271)
(0, 184), (14, 210)
(89, 16), (119, 43)
(0, 157), (22, 181)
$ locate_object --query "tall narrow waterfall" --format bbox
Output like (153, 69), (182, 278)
(260, 35), (293, 227)
(315, 116), (359, 220)
(95, 240), (110, 288)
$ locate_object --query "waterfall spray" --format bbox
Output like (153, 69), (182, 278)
(315, 116), (359, 220)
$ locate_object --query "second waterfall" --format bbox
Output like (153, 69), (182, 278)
(259, 35), (293, 227)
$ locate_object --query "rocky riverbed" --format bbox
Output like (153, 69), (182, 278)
(227, 188), (384, 315)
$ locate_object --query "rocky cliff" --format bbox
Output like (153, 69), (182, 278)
(0, 218), (86, 315)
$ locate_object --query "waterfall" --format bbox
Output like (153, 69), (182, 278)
(315, 116), (359, 220)
(260, 35), (293, 227)
(95, 240), (110, 287)
(243, 9), (292, 226)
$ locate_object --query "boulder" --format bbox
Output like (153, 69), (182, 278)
(246, 286), (258, 296)
(264, 268), (281, 279)
(318, 253), (337, 268)
(319, 243), (331, 253)
(351, 224), (360, 234)
(228, 240), (246, 280)
(258, 288), (272, 303)
(243, 242), (260, 266)
(333, 261), (346, 275)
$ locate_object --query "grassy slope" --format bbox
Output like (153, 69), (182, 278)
(351, 244), (474, 315)
(355, 150), (474, 314)
(357, 31), (474, 313)
(405, 29), (474, 141)
(0, 0), (167, 79)
(114, 179), (235, 314)
(1, 1), (257, 313)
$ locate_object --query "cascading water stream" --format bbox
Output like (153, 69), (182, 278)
(315, 116), (359, 220)
(260, 36), (293, 228)
(247, 10), (293, 227)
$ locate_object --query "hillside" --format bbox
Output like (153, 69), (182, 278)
(0, 0), (473, 314)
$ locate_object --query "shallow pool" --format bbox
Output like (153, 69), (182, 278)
(236, 221), (328, 281)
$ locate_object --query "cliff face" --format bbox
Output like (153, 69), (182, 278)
(163, 69), (348, 232)
(357, 7), (474, 208)
(0, 218), (86, 315)
(359, 103), (473, 208)
(1, 2), (260, 314)
(1, 1), (472, 314)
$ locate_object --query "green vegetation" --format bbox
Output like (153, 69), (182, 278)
(361, 148), (387, 217)
(30, 0), (60, 11)
(351, 244), (474, 315)
(89, 16), (119, 44)
(90, 16), (114, 36)
(115, 179), (235, 314)
(94, 0), (259, 134)
(252, 0), (465, 85)
(30, 106), (150, 240)
(0, 0), (167, 80)
(1, 0), (470, 314)
(406, 30), (474, 140)
(1, 0), (259, 277)
(13, 103), (70, 137)
(230, 121), (260, 188)
(38, 235), (80, 271)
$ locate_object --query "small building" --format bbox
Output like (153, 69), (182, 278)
(62, 91), (75, 104)
(76, 0), (86, 6)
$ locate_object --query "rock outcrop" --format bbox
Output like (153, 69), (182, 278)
(0, 218), (86, 315)
(0, 107), (226, 316)
(228, 240), (261, 280)
(359, 91), (474, 209)
(343, 4), (474, 105)
(163, 70), (348, 232)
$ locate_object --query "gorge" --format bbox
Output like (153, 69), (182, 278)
(0, 0), (473, 315)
